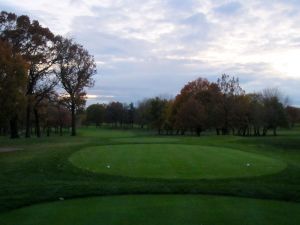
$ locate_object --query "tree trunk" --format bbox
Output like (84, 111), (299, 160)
(10, 115), (19, 139)
(60, 124), (63, 136)
(25, 100), (31, 138)
(273, 128), (277, 136)
(47, 126), (50, 137)
(223, 106), (229, 135)
(71, 102), (76, 136)
(34, 108), (41, 138)
(262, 127), (267, 136)
(222, 127), (228, 135)
(196, 127), (201, 136)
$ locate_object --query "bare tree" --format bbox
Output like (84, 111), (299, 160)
(261, 88), (288, 136)
(33, 78), (57, 137)
(217, 74), (245, 134)
(56, 38), (96, 136)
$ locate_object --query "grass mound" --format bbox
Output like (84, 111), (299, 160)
(69, 144), (286, 179)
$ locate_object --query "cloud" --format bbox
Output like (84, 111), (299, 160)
(1, 0), (300, 106)
(214, 1), (242, 15)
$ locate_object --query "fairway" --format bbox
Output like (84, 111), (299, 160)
(0, 195), (299, 225)
(69, 144), (286, 179)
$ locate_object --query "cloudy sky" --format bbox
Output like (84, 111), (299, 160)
(1, 0), (300, 106)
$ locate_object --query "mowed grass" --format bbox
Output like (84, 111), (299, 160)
(0, 195), (299, 225)
(69, 144), (286, 179)
(0, 126), (300, 224)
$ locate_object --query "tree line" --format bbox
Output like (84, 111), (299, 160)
(1, 11), (299, 139)
(86, 75), (300, 136)
(0, 11), (96, 138)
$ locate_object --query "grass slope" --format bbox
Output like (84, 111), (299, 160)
(0, 195), (299, 225)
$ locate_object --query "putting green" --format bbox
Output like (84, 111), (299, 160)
(0, 195), (299, 225)
(69, 144), (286, 179)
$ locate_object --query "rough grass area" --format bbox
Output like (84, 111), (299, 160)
(0, 195), (299, 225)
(69, 144), (286, 179)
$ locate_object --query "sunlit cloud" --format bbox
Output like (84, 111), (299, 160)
(85, 94), (98, 99)
(86, 94), (115, 99)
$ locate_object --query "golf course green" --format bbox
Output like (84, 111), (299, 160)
(1, 127), (300, 224)
(0, 195), (299, 225)
(69, 144), (286, 179)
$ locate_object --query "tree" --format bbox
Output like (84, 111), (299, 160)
(261, 88), (288, 136)
(0, 40), (27, 138)
(172, 78), (221, 135)
(232, 94), (251, 136)
(286, 106), (300, 128)
(217, 74), (245, 134)
(127, 103), (135, 128)
(0, 11), (59, 137)
(105, 102), (124, 127)
(136, 99), (152, 129)
(247, 93), (264, 136)
(86, 104), (105, 127)
(49, 94), (72, 136)
(162, 99), (174, 134)
(175, 97), (206, 136)
(149, 97), (168, 134)
(32, 80), (58, 137)
(56, 38), (96, 136)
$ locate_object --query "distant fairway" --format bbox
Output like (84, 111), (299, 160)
(114, 137), (179, 143)
(69, 144), (286, 179)
(0, 195), (299, 225)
